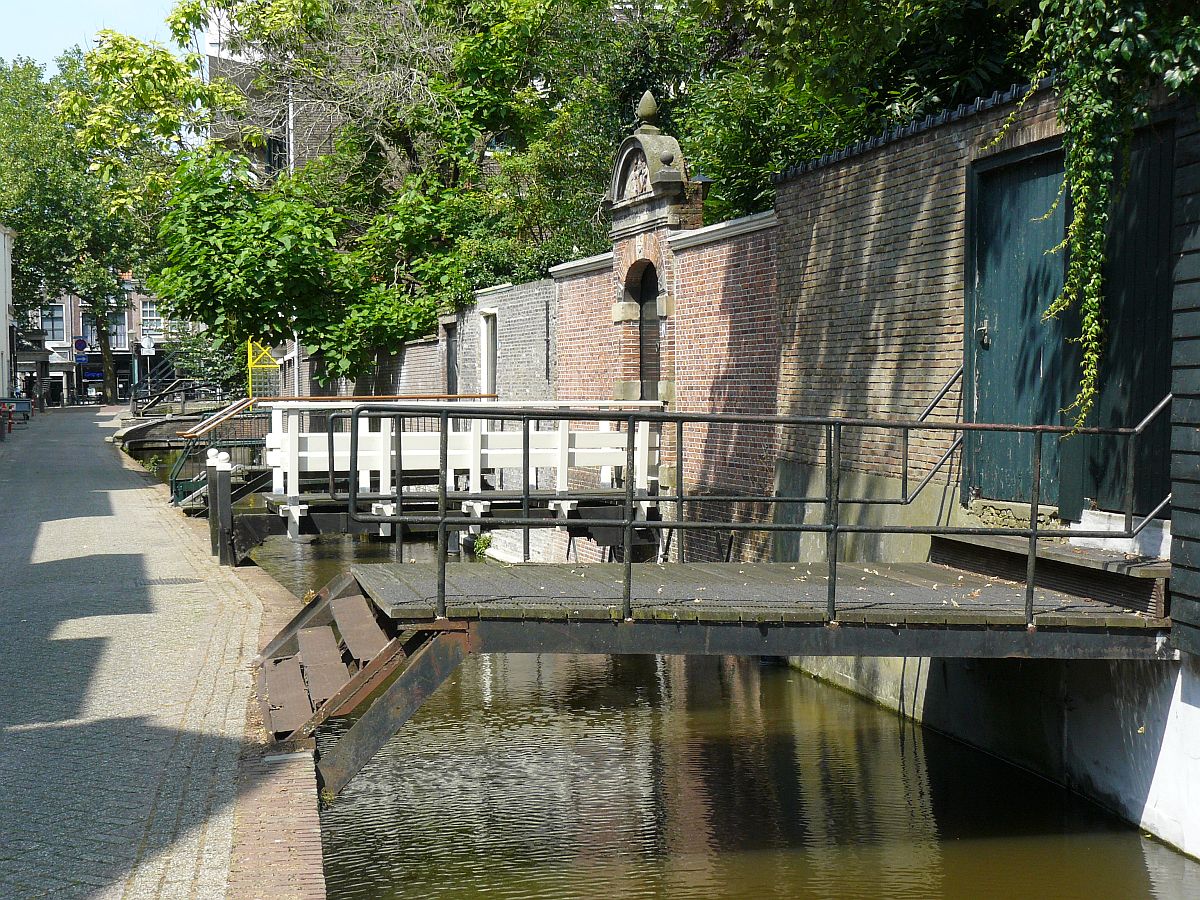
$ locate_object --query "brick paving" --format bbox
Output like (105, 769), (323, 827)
(0, 407), (325, 899)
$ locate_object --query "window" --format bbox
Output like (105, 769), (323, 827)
(40, 305), (65, 341)
(265, 135), (289, 175)
(444, 324), (458, 395)
(83, 313), (128, 350)
(140, 299), (164, 336)
(480, 311), (497, 397)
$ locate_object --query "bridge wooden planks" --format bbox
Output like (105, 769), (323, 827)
(262, 656), (313, 736)
(331, 594), (390, 663)
(297, 626), (350, 703)
(351, 561), (1168, 630)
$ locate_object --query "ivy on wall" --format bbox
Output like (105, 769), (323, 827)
(1024, 1), (1200, 425)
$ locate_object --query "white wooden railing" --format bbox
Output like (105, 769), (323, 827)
(262, 400), (664, 537)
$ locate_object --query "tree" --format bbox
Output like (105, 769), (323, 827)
(73, 259), (131, 403)
(0, 57), (90, 318)
(0, 55), (143, 402)
(142, 0), (714, 380)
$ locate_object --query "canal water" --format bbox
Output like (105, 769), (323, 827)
(252, 536), (1200, 899)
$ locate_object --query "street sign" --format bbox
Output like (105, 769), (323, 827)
(74, 354), (88, 365)
(73, 338), (88, 352)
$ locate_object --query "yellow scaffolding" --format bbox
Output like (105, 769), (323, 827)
(247, 340), (281, 397)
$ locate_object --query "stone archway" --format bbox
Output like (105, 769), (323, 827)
(629, 261), (660, 401)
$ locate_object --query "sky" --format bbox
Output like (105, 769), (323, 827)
(0, 0), (177, 72)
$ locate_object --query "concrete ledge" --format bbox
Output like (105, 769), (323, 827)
(666, 210), (778, 251)
(613, 380), (641, 401)
(612, 301), (640, 323)
(549, 251), (614, 279)
(228, 562), (328, 898)
(474, 282), (514, 300)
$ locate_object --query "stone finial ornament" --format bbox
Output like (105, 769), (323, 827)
(636, 91), (659, 127)
(604, 89), (688, 211)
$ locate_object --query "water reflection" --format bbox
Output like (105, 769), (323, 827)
(249, 537), (1200, 899)
(316, 655), (1199, 899)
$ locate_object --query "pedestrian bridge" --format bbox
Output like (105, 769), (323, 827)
(250, 399), (1176, 796)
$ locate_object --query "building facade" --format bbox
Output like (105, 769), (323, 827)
(29, 287), (169, 403)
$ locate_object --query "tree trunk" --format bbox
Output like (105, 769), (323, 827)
(97, 320), (117, 404)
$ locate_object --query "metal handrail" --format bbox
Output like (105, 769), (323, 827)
(340, 397), (1174, 625)
(917, 365), (964, 421)
(179, 397), (255, 438)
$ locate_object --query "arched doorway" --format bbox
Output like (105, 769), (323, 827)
(636, 263), (660, 401)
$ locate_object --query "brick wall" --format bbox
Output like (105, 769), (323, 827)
(453, 280), (559, 560)
(668, 220), (780, 559)
(773, 89), (1062, 481)
(554, 258), (619, 403)
(390, 340), (443, 395)
(455, 280), (557, 400)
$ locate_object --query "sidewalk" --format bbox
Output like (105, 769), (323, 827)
(0, 407), (323, 899)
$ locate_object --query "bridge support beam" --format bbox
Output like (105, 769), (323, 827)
(315, 631), (469, 797)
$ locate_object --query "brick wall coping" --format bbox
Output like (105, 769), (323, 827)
(666, 210), (779, 252)
(548, 250), (614, 279)
(772, 77), (1053, 184)
(474, 282), (514, 300)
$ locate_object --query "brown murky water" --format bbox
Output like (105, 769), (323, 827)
(252, 536), (1200, 900)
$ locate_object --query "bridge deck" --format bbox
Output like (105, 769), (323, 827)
(352, 561), (1167, 629)
(260, 559), (1176, 795)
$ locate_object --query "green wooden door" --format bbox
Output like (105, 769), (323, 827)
(1058, 125), (1174, 519)
(968, 149), (1071, 505)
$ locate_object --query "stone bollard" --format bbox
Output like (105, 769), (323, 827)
(206, 448), (220, 556)
(215, 451), (235, 566)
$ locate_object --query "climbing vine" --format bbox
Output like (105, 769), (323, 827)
(1024, 2), (1200, 426)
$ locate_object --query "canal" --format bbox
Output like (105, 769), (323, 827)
(252, 536), (1200, 899)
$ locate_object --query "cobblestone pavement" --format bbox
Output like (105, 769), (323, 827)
(0, 408), (267, 898)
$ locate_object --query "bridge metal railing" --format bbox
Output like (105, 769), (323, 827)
(343, 397), (1173, 626)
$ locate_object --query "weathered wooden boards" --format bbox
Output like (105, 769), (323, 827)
(352, 561), (1169, 630)
(259, 589), (399, 738)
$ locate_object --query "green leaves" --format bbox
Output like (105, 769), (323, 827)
(150, 150), (448, 381)
(0, 56), (138, 322)
(1025, 1), (1200, 426)
(56, 30), (242, 218)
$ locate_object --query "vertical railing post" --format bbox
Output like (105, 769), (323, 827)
(394, 412), (405, 563)
(215, 451), (234, 566)
(901, 426), (910, 501)
(437, 409), (449, 618)
(522, 416), (531, 562)
(348, 408), (360, 516)
(1123, 433), (1136, 535)
(825, 423), (841, 621)
(326, 413), (338, 499)
(676, 417), (685, 564)
(623, 414), (636, 620)
(206, 447), (220, 556)
(1026, 431), (1042, 625)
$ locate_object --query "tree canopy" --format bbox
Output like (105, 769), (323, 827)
(0, 54), (144, 400)
(5, 0), (1198, 411)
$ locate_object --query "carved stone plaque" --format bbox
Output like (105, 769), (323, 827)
(619, 151), (651, 200)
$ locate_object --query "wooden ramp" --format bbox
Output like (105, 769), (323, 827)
(253, 559), (1175, 797)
